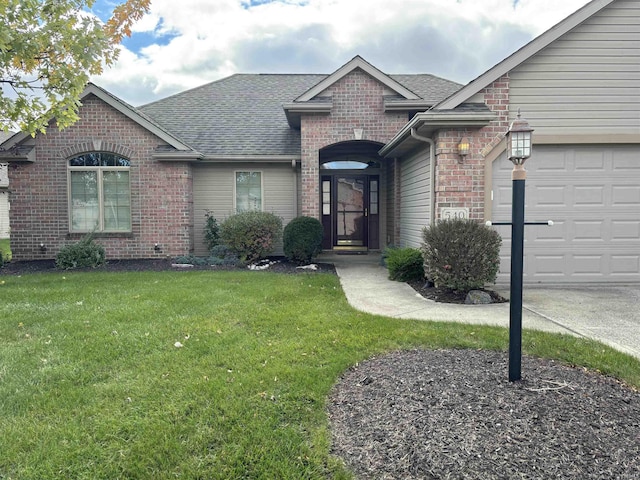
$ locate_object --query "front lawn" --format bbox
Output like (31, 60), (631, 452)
(1, 270), (638, 479)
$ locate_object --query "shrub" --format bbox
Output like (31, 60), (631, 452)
(209, 245), (242, 267)
(385, 247), (425, 282)
(220, 211), (283, 264)
(422, 219), (501, 291)
(56, 233), (106, 270)
(283, 216), (324, 264)
(204, 211), (220, 252)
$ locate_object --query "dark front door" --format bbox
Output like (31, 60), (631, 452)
(321, 174), (379, 250)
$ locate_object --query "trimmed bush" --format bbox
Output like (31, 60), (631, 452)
(283, 216), (324, 264)
(220, 211), (283, 264)
(56, 234), (106, 270)
(385, 247), (425, 282)
(422, 219), (501, 291)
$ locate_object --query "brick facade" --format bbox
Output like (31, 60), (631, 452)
(300, 70), (408, 218)
(433, 75), (510, 221)
(8, 94), (193, 260)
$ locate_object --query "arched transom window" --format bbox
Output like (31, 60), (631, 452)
(68, 152), (131, 232)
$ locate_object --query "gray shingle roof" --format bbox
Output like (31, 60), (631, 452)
(389, 74), (461, 104)
(139, 72), (461, 157)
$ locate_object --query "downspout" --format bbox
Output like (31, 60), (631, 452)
(410, 128), (436, 225)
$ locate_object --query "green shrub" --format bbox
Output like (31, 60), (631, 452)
(422, 219), (501, 291)
(385, 247), (425, 282)
(220, 211), (283, 264)
(204, 211), (220, 252)
(55, 234), (106, 270)
(209, 245), (242, 267)
(283, 216), (324, 264)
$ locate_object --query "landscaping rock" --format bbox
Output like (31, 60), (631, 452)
(465, 290), (493, 304)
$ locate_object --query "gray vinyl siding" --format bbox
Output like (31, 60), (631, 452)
(509, 0), (640, 135)
(399, 148), (431, 248)
(192, 163), (297, 256)
(385, 160), (396, 247)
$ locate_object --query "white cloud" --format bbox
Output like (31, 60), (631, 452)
(93, 0), (592, 105)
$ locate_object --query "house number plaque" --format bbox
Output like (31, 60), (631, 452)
(440, 207), (469, 220)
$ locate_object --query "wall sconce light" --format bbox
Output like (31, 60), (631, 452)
(457, 136), (470, 161)
(39, 243), (47, 253)
(154, 243), (162, 252)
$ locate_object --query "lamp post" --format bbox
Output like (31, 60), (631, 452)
(506, 110), (534, 382)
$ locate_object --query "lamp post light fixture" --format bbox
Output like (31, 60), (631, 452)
(506, 109), (534, 382)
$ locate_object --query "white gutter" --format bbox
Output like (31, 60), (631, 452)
(410, 128), (436, 225)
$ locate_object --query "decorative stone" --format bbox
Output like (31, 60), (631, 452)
(296, 264), (318, 271)
(465, 290), (493, 305)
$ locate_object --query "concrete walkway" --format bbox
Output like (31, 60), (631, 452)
(319, 252), (640, 360)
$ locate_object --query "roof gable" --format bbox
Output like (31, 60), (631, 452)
(4, 84), (197, 155)
(434, 0), (616, 110)
(295, 55), (421, 102)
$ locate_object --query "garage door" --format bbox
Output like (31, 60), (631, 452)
(491, 145), (640, 284)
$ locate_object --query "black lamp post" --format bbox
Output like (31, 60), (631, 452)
(506, 110), (534, 382)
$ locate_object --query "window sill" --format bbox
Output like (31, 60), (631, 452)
(67, 232), (134, 239)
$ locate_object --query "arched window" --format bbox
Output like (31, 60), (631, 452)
(68, 153), (131, 232)
(320, 160), (380, 170)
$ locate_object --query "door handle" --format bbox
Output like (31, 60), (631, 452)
(365, 208), (368, 217)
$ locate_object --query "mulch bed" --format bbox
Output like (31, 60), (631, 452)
(0, 257), (337, 275)
(407, 280), (507, 304)
(328, 349), (640, 479)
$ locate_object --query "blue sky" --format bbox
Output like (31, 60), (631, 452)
(89, 0), (592, 106)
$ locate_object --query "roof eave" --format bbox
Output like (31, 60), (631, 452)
(0, 145), (35, 163)
(283, 102), (332, 128)
(380, 111), (496, 158)
(200, 155), (301, 164)
(152, 151), (205, 162)
(5, 83), (198, 154)
(384, 100), (433, 112)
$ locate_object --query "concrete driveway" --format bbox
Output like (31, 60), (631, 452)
(496, 285), (640, 360)
(323, 252), (640, 360)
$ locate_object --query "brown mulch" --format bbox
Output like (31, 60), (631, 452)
(0, 257), (336, 275)
(328, 349), (640, 480)
(407, 280), (507, 304)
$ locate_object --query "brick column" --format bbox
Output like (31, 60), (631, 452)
(433, 74), (511, 222)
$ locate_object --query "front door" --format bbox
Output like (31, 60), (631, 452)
(321, 174), (379, 250)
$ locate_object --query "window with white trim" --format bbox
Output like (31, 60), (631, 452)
(235, 171), (262, 212)
(68, 152), (131, 232)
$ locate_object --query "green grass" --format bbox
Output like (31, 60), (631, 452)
(0, 270), (638, 479)
(0, 238), (10, 262)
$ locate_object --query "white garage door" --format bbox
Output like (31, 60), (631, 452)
(492, 145), (640, 284)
